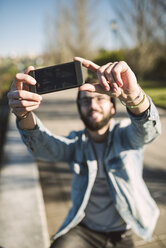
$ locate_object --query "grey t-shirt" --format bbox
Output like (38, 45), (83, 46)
(82, 141), (127, 232)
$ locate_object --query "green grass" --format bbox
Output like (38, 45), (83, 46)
(143, 87), (166, 109)
(138, 80), (166, 109)
(139, 80), (165, 89)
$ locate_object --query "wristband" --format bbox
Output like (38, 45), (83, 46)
(120, 93), (146, 109)
(12, 111), (31, 121)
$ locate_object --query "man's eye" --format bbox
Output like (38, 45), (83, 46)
(84, 98), (91, 102)
(80, 98), (90, 104)
(97, 97), (105, 101)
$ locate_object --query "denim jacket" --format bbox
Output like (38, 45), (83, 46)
(18, 98), (161, 241)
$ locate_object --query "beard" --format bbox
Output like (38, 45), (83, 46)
(79, 109), (113, 131)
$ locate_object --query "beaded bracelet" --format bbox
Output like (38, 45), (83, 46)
(120, 93), (146, 109)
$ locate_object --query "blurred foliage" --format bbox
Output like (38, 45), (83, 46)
(92, 48), (166, 82)
(0, 60), (17, 98)
(144, 87), (166, 109)
(139, 81), (166, 108)
(144, 56), (166, 82)
(139, 80), (165, 89)
(0, 56), (44, 99)
(124, 46), (166, 81)
(92, 49), (125, 65)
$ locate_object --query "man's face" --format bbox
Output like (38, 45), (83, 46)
(78, 91), (115, 131)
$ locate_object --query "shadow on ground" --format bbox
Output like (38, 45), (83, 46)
(143, 165), (166, 205)
(38, 161), (72, 203)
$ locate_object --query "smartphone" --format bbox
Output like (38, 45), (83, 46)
(28, 61), (84, 94)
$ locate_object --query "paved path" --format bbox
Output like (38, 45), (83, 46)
(0, 88), (166, 248)
(0, 115), (49, 248)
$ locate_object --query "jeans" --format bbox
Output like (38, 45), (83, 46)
(50, 223), (135, 248)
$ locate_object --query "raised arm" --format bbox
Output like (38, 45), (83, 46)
(74, 57), (150, 116)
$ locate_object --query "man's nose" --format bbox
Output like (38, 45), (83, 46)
(90, 98), (98, 109)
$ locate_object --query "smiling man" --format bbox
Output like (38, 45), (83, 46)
(8, 58), (161, 248)
(77, 90), (115, 138)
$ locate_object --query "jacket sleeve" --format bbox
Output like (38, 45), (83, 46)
(118, 97), (162, 149)
(17, 114), (77, 163)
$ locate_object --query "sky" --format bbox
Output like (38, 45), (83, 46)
(0, 0), (120, 57)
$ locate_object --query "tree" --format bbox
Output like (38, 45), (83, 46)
(110, 0), (166, 79)
(43, 0), (98, 64)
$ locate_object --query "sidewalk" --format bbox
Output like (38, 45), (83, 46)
(0, 114), (49, 248)
(0, 88), (166, 248)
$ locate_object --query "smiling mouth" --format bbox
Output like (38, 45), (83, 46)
(88, 110), (102, 119)
(88, 109), (101, 116)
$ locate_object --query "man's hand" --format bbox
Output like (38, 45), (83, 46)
(7, 66), (42, 129)
(8, 66), (42, 118)
(74, 57), (150, 115)
(74, 57), (140, 101)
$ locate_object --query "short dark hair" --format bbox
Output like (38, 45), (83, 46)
(76, 78), (116, 112)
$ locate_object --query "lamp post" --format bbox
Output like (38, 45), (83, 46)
(110, 20), (118, 50)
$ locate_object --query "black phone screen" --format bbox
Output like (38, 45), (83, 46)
(29, 61), (84, 94)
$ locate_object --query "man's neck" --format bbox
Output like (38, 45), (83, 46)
(86, 122), (111, 143)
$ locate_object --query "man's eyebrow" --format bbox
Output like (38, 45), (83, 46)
(79, 97), (91, 100)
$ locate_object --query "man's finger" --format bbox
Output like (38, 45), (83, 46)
(15, 73), (36, 85)
(24, 65), (35, 75)
(79, 83), (110, 95)
(74, 57), (100, 72)
(9, 99), (41, 108)
(79, 83), (96, 92)
(11, 73), (36, 90)
(12, 104), (40, 114)
(8, 90), (42, 102)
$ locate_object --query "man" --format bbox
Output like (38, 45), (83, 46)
(8, 58), (161, 248)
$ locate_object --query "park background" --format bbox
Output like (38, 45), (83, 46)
(1, 0), (166, 153)
(0, 0), (166, 247)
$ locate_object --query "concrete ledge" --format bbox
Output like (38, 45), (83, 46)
(0, 114), (49, 248)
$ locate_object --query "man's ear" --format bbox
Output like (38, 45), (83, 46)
(111, 105), (116, 116)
